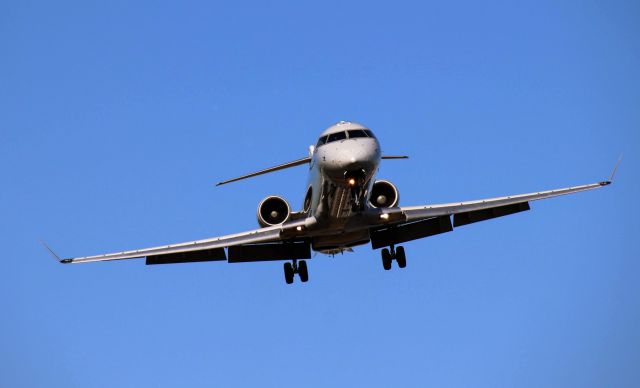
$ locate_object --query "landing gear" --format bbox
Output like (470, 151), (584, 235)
(283, 259), (309, 284)
(396, 246), (406, 268)
(381, 245), (407, 270)
(284, 262), (294, 284)
(298, 260), (309, 282)
(381, 248), (392, 270)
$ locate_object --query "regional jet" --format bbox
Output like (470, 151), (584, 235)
(46, 121), (617, 284)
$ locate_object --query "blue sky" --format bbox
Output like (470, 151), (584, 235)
(1, 1), (638, 387)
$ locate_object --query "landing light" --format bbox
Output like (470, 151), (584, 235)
(380, 214), (389, 220)
(348, 178), (357, 186)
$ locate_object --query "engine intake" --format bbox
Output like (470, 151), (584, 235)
(369, 180), (399, 208)
(257, 196), (291, 227)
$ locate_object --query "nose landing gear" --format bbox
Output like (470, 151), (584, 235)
(284, 259), (309, 284)
(381, 245), (406, 270)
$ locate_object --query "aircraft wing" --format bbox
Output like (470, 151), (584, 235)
(395, 157), (621, 224)
(399, 181), (611, 223)
(55, 217), (313, 264)
(368, 179), (612, 249)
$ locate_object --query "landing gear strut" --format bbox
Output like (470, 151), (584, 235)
(381, 245), (407, 270)
(284, 259), (309, 284)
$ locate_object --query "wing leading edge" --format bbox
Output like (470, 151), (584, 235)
(393, 158), (619, 224)
(399, 181), (611, 222)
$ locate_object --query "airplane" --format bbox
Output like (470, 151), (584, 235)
(45, 121), (618, 284)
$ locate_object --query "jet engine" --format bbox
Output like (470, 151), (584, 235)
(257, 196), (291, 227)
(369, 180), (399, 208)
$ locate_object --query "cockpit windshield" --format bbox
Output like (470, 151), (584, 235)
(327, 131), (347, 143)
(316, 129), (376, 148)
(316, 135), (328, 148)
(347, 129), (368, 138)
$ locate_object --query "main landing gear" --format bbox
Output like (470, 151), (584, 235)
(381, 245), (406, 270)
(284, 259), (309, 284)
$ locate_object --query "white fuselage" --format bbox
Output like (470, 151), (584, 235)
(303, 122), (382, 253)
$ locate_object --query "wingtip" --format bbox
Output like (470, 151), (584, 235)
(39, 240), (67, 263)
(608, 154), (623, 183)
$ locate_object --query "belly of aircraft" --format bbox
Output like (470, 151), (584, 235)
(310, 178), (373, 253)
(312, 229), (371, 253)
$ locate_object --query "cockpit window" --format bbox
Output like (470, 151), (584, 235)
(318, 130), (374, 147)
(326, 131), (347, 143)
(347, 129), (369, 138)
(316, 135), (328, 148)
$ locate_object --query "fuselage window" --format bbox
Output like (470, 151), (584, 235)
(347, 129), (369, 139)
(326, 131), (347, 143)
(316, 135), (328, 148)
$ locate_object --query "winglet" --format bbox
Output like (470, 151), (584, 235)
(40, 241), (72, 264)
(600, 154), (623, 186)
(608, 154), (623, 183)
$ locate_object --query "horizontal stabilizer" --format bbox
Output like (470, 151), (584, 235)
(382, 155), (409, 160)
(216, 156), (311, 186)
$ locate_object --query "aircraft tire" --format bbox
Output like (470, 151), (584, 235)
(298, 260), (309, 282)
(396, 246), (406, 268)
(284, 262), (294, 284)
(382, 248), (392, 270)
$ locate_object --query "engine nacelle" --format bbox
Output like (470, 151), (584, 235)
(369, 180), (399, 208)
(257, 196), (291, 227)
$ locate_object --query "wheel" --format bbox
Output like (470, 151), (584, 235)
(284, 262), (294, 284)
(381, 248), (392, 270)
(298, 260), (309, 282)
(396, 246), (406, 268)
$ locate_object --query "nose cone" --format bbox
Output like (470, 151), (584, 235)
(317, 137), (381, 184)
